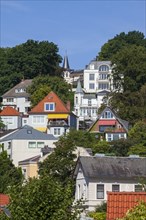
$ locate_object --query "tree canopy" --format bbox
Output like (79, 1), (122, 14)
(0, 40), (63, 96)
(98, 31), (146, 60)
(0, 150), (23, 193)
(27, 75), (74, 108)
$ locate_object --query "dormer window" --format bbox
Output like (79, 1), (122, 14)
(45, 103), (55, 111)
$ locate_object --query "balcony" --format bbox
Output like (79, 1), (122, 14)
(47, 119), (68, 127)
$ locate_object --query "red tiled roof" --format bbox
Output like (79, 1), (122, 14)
(0, 194), (10, 206)
(0, 106), (20, 116)
(107, 192), (146, 220)
(29, 91), (70, 114)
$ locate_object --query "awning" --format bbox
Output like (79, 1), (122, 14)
(98, 120), (116, 126)
(35, 127), (47, 132)
(48, 114), (69, 119)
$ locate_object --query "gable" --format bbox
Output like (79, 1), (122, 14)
(0, 106), (20, 116)
(29, 91), (69, 114)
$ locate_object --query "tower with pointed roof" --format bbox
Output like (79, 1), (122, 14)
(62, 54), (72, 84)
(74, 79), (84, 117)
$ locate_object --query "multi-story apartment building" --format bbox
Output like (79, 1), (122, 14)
(74, 60), (113, 128)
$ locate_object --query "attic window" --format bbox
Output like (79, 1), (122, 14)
(45, 103), (55, 111)
(101, 111), (113, 119)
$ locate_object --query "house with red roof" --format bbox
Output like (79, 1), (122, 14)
(88, 106), (129, 141)
(0, 106), (21, 130)
(106, 192), (146, 220)
(28, 91), (78, 137)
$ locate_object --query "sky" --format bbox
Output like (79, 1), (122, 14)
(0, 0), (146, 70)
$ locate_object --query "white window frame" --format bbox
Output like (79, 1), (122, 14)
(44, 103), (55, 111)
(112, 184), (120, 192)
(54, 128), (61, 136)
(37, 142), (44, 148)
(28, 142), (36, 148)
(32, 116), (45, 124)
(97, 184), (104, 199)
(89, 74), (95, 80)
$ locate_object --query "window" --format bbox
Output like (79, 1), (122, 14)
(89, 83), (95, 89)
(77, 184), (81, 200)
(99, 65), (109, 72)
(99, 73), (108, 80)
(112, 184), (120, 192)
(54, 128), (61, 136)
(101, 111), (114, 119)
(89, 74), (95, 80)
(135, 185), (143, 192)
(83, 183), (87, 200)
(28, 142), (36, 148)
(113, 134), (120, 141)
(45, 103), (55, 111)
(88, 99), (92, 106)
(8, 142), (11, 149)
(23, 119), (27, 124)
(37, 142), (44, 148)
(97, 184), (104, 199)
(32, 116), (45, 124)
(98, 83), (109, 90)
(76, 97), (78, 104)
(107, 134), (112, 142)
(90, 64), (94, 70)
(3, 117), (14, 125)
(6, 98), (14, 102)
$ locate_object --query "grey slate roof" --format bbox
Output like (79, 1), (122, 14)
(76, 156), (146, 181)
(63, 55), (70, 69)
(0, 125), (57, 141)
(19, 155), (41, 164)
(2, 80), (32, 98)
(75, 79), (84, 94)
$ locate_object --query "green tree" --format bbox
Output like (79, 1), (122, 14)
(0, 40), (63, 96)
(118, 201), (146, 220)
(112, 45), (146, 92)
(27, 75), (74, 108)
(0, 150), (23, 193)
(98, 31), (146, 60)
(128, 121), (146, 144)
(0, 176), (79, 220)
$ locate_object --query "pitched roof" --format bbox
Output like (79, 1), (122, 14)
(0, 106), (20, 116)
(2, 79), (32, 98)
(63, 55), (70, 69)
(89, 106), (129, 132)
(75, 79), (84, 94)
(0, 194), (9, 206)
(0, 125), (57, 141)
(29, 91), (70, 114)
(107, 192), (146, 220)
(19, 155), (41, 165)
(74, 156), (146, 181)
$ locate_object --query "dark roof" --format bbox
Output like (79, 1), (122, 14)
(75, 156), (146, 181)
(107, 192), (146, 220)
(2, 80), (32, 98)
(63, 55), (70, 69)
(0, 125), (57, 141)
(19, 155), (41, 164)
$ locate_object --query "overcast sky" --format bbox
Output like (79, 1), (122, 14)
(1, 0), (146, 70)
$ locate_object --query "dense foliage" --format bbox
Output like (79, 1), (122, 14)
(118, 201), (146, 220)
(0, 40), (63, 96)
(98, 31), (146, 60)
(0, 150), (23, 193)
(27, 75), (74, 108)
(98, 31), (146, 125)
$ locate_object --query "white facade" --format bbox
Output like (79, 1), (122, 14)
(84, 60), (113, 93)
(75, 165), (142, 211)
(1, 138), (56, 167)
(74, 61), (113, 124)
(2, 97), (31, 115)
(1, 115), (21, 130)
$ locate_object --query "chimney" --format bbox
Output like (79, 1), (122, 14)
(66, 101), (70, 111)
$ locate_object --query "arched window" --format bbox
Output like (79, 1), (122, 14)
(76, 96), (78, 104)
(99, 65), (109, 72)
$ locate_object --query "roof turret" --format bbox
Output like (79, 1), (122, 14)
(62, 55), (70, 70)
(75, 79), (84, 94)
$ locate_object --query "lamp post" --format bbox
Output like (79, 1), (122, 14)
(0, 205), (11, 218)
